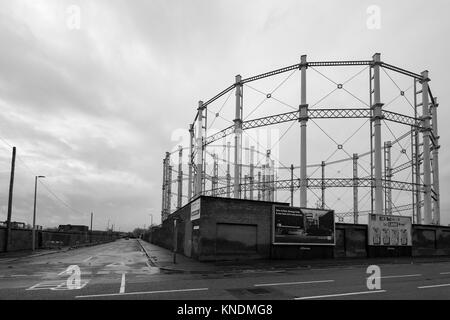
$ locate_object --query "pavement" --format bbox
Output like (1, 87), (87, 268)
(1, 238), (450, 300)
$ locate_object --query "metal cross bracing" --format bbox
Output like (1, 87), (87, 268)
(161, 53), (441, 227)
(203, 108), (423, 147)
(203, 178), (422, 198)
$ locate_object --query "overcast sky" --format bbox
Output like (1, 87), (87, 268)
(0, 0), (449, 231)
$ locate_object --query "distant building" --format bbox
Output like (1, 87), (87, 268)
(0, 221), (26, 229)
(58, 224), (89, 232)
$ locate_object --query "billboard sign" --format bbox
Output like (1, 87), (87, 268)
(368, 214), (412, 246)
(272, 206), (335, 245)
(190, 198), (201, 221)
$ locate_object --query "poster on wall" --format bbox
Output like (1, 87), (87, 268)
(368, 214), (412, 246)
(190, 198), (201, 221)
(272, 205), (335, 245)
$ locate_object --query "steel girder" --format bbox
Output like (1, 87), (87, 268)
(391, 161), (412, 175)
(192, 60), (426, 128)
(203, 178), (423, 197)
(336, 201), (422, 217)
(203, 108), (423, 147)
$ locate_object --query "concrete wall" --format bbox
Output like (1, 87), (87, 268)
(198, 197), (282, 261)
(334, 224), (367, 258)
(149, 196), (450, 261)
(149, 196), (285, 261)
(0, 228), (34, 252)
(412, 225), (450, 256)
(0, 227), (119, 253)
(149, 204), (190, 251)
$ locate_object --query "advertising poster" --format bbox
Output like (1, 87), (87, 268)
(273, 205), (335, 245)
(368, 214), (412, 246)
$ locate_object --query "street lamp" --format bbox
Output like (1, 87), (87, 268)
(32, 175), (45, 251)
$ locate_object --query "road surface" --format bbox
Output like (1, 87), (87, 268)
(1, 239), (450, 300)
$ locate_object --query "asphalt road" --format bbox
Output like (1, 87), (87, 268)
(1, 238), (450, 300)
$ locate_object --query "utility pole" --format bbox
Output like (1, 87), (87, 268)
(32, 175), (45, 251)
(90, 212), (93, 243)
(4, 146), (16, 252)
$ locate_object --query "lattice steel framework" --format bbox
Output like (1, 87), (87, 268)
(161, 53), (441, 226)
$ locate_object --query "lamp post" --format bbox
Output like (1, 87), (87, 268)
(32, 175), (45, 251)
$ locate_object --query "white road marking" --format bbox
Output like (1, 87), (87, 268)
(120, 273), (126, 293)
(83, 256), (93, 263)
(295, 290), (386, 300)
(418, 283), (450, 289)
(440, 272), (450, 275)
(76, 287), (209, 298)
(97, 271), (110, 275)
(26, 281), (65, 291)
(378, 274), (422, 279)
(11, 275), (28, 277)
(51, 280), (90, 291)
(26, 279), (90, 291)
(255, 280), (334, 287)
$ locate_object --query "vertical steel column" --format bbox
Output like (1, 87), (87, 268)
(164, 152), (171, 220)
(290, 164), (294, 206)
(234, 75), (243, 199)
(410, 128), (416, 224)
(299, 54), (308, 207)
(414, 79), (422, 223)
(243, 175), (248, 199)
(369, 67), (374, 215)
(168, 165), (173, 213)
(353, 153), (359, 224)
(250, 146), (255, 200)
(212, 153), (218, 196)
(195, 101), (204, 197)
(161, 156), (167, 221)
(271, 159), (275, 201)
(226, 141), (231, 197)
(257, 171), (261, 201)
(431, 97), (440, 225)
(372, 53), (384, 215)
(167, 165), (172, 215)
(177, 146), (183, 209)
(262, 164), (266, 201)
(188, 125), (194, 201)
(384, 141), (392, 215)
(167, 154), (172, 215)
(321, 161), (325, 209)
(421, 71), (432, 224)
(266, 150), (271, 201)
(203, 106), (208, 195)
